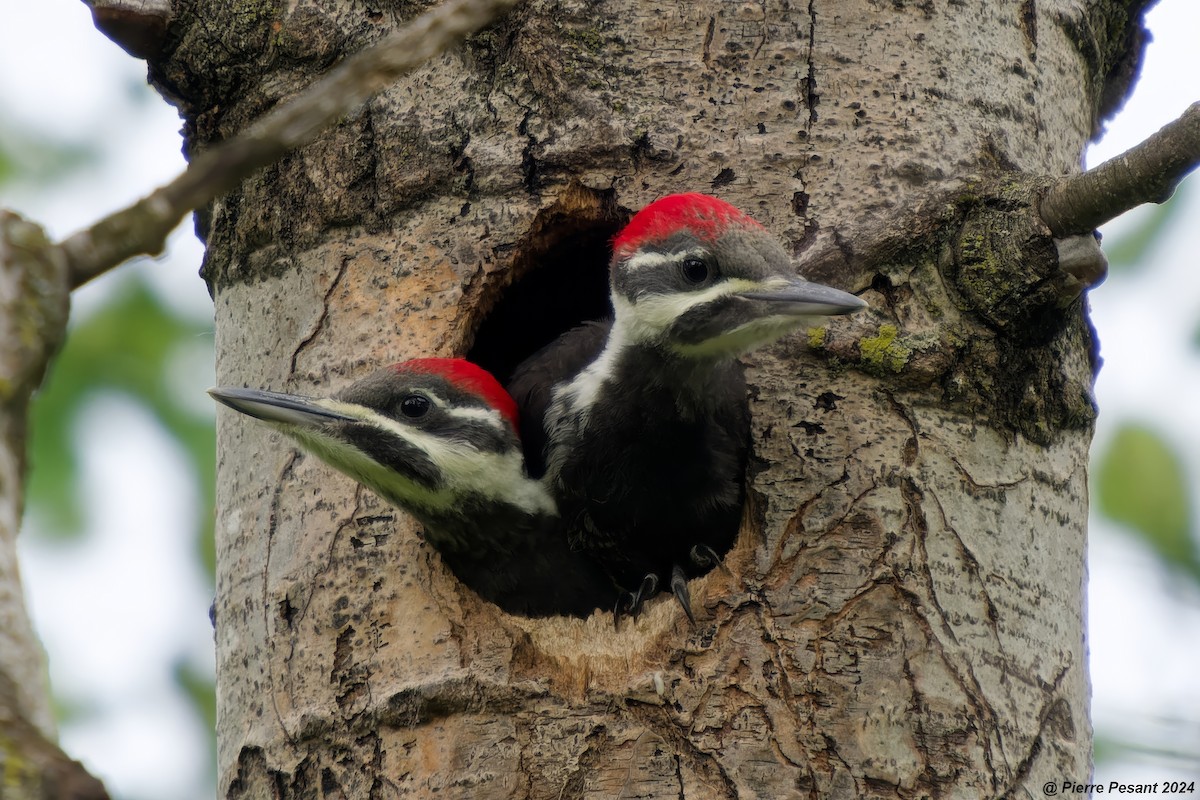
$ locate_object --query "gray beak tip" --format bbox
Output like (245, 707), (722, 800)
(207, 386), (353, 426)
(741, 280), (869, 317)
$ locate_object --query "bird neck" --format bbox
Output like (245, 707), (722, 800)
(344, 441), (557, 549)
(410, 496), (557, 558)
(542, 318), (746, 489)
(561, 316), (738, 427)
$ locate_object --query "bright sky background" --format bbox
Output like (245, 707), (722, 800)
(1084, 0), (1200, 777)
(1, 1), (1198, 797)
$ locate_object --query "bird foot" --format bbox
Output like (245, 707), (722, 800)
(670, 564), (696, 628)
(611, 594), (629, 629)
(612, 573), (660, 629)
(630, 573), (658, 618)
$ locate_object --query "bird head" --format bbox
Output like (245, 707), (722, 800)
(208, 359), (554, 527)
(608, 193), (866, 358)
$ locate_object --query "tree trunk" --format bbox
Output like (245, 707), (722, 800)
(169, 0), (1142, 795)
(0, 213), (109, 799)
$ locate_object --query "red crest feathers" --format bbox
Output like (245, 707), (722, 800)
(395, 359), (520, 433)
(612, 193), (763, 257)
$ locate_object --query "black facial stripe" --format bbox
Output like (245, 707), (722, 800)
(614, 239), (716, 301)
(667, 294), (755, 346)
(626, 262), (702, 300)
(338, 371), (481, 416)
(341, 423), (443, 490)
(425, 415), (513, 455)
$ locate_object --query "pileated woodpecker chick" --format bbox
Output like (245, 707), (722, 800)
(509, 193), (867, 623)
(209, 359), (612, 617)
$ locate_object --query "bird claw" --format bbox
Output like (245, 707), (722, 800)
(612, 573), (660, 629)
(690, 543), (731, 575)
(612, 593), (633, 629)
(630, 573), (658, 617)
(670, 565), (696, 627)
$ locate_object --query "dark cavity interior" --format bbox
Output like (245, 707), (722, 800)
(467, 190), (626, 385)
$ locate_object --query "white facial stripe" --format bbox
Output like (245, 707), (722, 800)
(622, 251), (675, 272)
(405, 389), (504, 432)
(614, 277), (767, 345)
(295, 399), (554, 517)
(443, 404), (507, 430)
(622, 247), (708, 272)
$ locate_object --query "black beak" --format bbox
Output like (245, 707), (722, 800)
(208, 387), (357, 427)
(739, 277), (867, 317)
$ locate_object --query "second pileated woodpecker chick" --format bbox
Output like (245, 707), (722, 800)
(209, 359), (613, 618)
(510, 193), (867, 624)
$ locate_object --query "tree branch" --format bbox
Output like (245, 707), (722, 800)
(60, 0), (523, 290)
(1040, 101), (1200, 236)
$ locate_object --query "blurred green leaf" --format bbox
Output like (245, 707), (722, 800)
(1103, 185), (1188, 274)
(173, 658), (216, 734)
(26, 277), (215, 578)
(1094, 724), (1200, 772)
(0, 144), (14, 184)
(48, 690), (101, 730)
(1095, 423), (1199, 579)
(0, 122), (100, 186)
(173, 657), (217, 792)
(1093, 730), (1120, 765)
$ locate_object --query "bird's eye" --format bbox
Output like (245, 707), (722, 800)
(400, 394), (431, 418)
(681, 257), (709, 284)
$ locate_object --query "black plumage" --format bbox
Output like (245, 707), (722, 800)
(509, 323), (750, 618)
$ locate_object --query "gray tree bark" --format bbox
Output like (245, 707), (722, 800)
(157, 0), (1144, 795)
